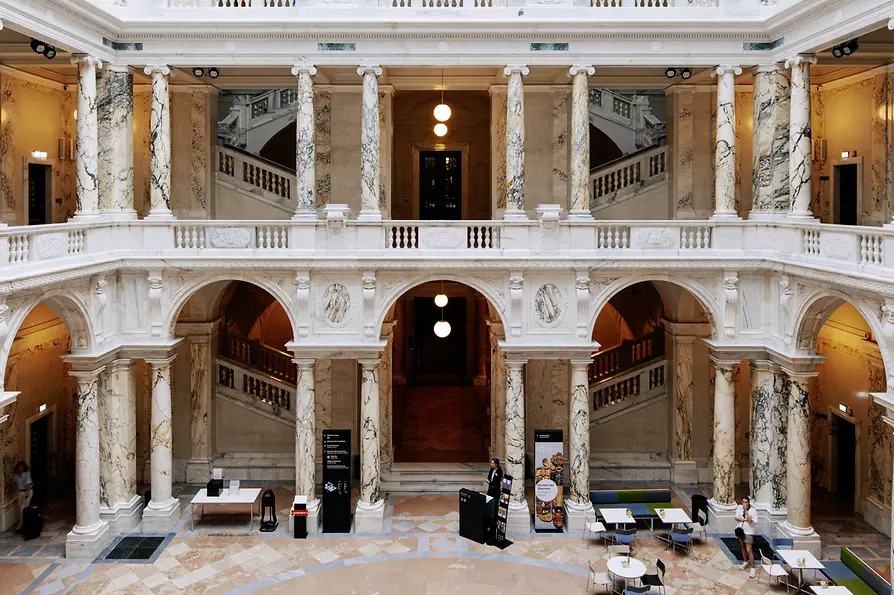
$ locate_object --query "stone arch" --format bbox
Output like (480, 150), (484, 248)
(588, 274), (720, 339)
(1, 289), (94, 388)
(165, 273), (298, 341)
(375, 273), (507, 340)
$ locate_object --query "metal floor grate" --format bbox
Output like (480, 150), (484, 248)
(103, 536), (166, 561)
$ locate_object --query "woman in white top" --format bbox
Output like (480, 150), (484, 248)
(13, 461), (32, 531)
(735, 496), (757, 577)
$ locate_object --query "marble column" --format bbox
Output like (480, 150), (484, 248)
(291, 63), (317, 219)
(504, 358), (531, 532)
(786, 55), (817, 219)
(712, 65), (742, 219)
(779, 370), (821, 553)
(142, 356), (180, 532)
(503, 65), (529, 220)
(750, 360), (788, 533)
(669, 86), (696, 217)
(97, 65), (136, 220)
(673, 336), (697, 484)
(186, 336), (213, 483)
(750, 64), (791, 217)
(356, 358), (385, 532)
(489, 324), (506, 461)
(72, 55), (103, 220)
(489, 86), (508, 218)
(98, 360), (142, 534)
(379, 326), (394, 471)
(66, 368), (111, 558)
(708, 358), (737, 530)
(569, 66), (595, 219)
(566, 358), (594, 530)
(144, 65), (173, 220)
(357, 66), (383, 221)
(294, 359), (321, 529)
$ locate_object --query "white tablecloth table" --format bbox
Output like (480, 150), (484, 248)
(600, 507), (636, 528)
(653, 507), (692, 533)
(607, 556), (646, 594)
(778, 550), (825, 593)
(189, 488), (263, 531)
(810, 587), (853, 594)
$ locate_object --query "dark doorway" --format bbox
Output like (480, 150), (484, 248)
(833, 414), (857, 509)
(27, 163), (51, 226)
(29, 414), (50, 506)
(412, 296), (467, 385)
(419, 151), (462, 220)
(835, 163), (858, 226)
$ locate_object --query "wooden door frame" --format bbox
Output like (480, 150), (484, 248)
(411, 142), (470, 220)
(22, 158), (57, 225)
(827, 405), (862, 512)
(831, 156), (862, 225)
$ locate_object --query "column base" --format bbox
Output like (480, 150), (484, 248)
(144, 209), (176, 221)
(787, 211), (818, 222)
(502, 210), (528, 221)
(71, 211), (102, 222)
(708, 498), (738, 533)
(99, 495), (144, 535)
(710, 211), (741, 220)
(186, 458), (212, 484)
(754, 503), (787, 538)
(292, 210), (318, 221)
(66, 520), (111, 559)
(100, 209), (138, 221)
(354, 498), (386, 533)
(288, 497), (321, 534)
(567, 210), (594, 221)
(778, 521), (822, 557)
(672, 460), (699, 485)
(357, 211), (383, 222)
(142, 498), (181, 533)
(506, 500), (531, 534)
(565, 499), (595, 532)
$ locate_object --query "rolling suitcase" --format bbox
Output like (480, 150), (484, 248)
(22, 505), (42, 541)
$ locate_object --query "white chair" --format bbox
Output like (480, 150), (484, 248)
(608, 544), (630, 557)
(760, 551), (790, 593)
(587, 559), (614, 594)
(585, 518), (608, 546)
(690, 509), (708, 541)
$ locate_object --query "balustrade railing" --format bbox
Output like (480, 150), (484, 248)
(217, 146), (295, 206)
(589, 327), (664, 384)
(385, 222), (501, 250)
(173, 222), (289, 249)
(218, 358), (293, 412)
(590, 145), (668, 210)
(5, 225), (88, 265)
(222, 331), (297, 384)
(591, 358), (666, 411)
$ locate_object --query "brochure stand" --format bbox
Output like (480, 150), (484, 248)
(493, 475), (513, 549)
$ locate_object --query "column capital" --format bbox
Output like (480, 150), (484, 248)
(505, 358), (527, 369)
(357, 65), (383, 77)
(569, 357), (593, 370)
(145, 354), (177, 368)
(569, 65), (595, 77)
(752, 63), (785, 75)
(106, 358), (136, 373)
(69, 367), (105, 383)
(666, 85), (695, 96)
(291, 62), (317, 77)
(750, 358), (781, 373)
(871, 392), (894, 429)
(175, 320), (222, 337)
(143, 65), (172, 76)
(784, 54), (817, 69)
(104, 63), (131, 74)
(712, 65), (742, 77)
(504, 65), (529, 76)
(292, 358), (316, 370)
(358, 358), (382, 369)
(488, 84), (508, 96)
(708, 356), (739, 371)
(71, 54), (103, 69)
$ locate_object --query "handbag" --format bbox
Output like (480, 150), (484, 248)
(734, 526), (745, 540)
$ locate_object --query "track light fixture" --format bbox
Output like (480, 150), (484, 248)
(832, 39), (859, 58)
(664, 67), (677, 79)
(680, 67), (692, 80)
(30, 39), (56, 60)
(192, 67), (204, 78)
(208, 67), (220, 79)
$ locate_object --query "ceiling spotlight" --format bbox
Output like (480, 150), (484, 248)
(665, 67), (677, 79)
(43, 45), (56, 60)
(832, 45), (844, 58)
(680, 67), (692, 80)
(193, 67), (204, 78)
(208, 67), (220, 79)
(30, 39), (47, 54)
(434, 123), (448, 137)
(843, 39), (859, 56)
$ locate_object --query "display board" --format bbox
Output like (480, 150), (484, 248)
(322, 429), (352, 533)
(494, 474), (512, 543)
(458, 488), (487, 544)
(533, 429), (565, 532)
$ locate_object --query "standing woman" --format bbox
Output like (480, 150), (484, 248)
(735, 495), (757, 578)
(13, 461), (32, 531)
(487, 458), (503, 499)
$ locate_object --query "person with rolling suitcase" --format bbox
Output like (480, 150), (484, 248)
(13, 461), (39, 537)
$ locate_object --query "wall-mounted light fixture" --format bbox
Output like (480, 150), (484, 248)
(31, 150), (47, 160)
(841, 150), (857, 159)
(838, 403), (854, 417)
(38, 403), (47, 413)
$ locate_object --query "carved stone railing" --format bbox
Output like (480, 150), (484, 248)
(4, 223), (90, 266)
(216, 145), (294, 207)
(589, 326), (664, 384)
(590, 358), (667, 414)
(217, 356), (294, 413)
(589, 145), (667, 211)
(221, 330), (297, 384)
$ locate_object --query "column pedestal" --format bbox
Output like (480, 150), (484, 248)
(565, 500), (594, 533)
(185, 458), (212, 483)
(142, 499), (181, 533)
(672, 460), (699, 485)
(99, 494), (143, 535)
(708, 498), (738, 533)
(289, 498), (322, 534)
(355, 499), (386, 533)
(66, 521), (111, 559)
(506, 501), (531, 534)
(778, 521), (822, 557)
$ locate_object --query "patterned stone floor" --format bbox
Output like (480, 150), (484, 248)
(2, 484), (890, 594)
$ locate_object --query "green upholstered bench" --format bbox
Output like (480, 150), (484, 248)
(822, 547), (891, 595)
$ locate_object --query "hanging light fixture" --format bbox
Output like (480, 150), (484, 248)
(434, 281), (451, 338)
(434, 68), (452, 122)
(434, 123), (448, 137)
(434, 319), (451, 338)
(434, 281), (448, 308)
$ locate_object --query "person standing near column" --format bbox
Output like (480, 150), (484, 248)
(13, 461), (32, 531)
(735, 496), (757, 577)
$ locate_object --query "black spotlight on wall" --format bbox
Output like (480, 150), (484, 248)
(680, 67), (692, 80)
(208, 67), (220, 79)
(665, 67), (677, 79)
(832, 44), (844, 58)
(192, 67), (204, 78)
(30, 38), (47, 54)
(43, 45), (56, 60)
(843, 39), (859, 56)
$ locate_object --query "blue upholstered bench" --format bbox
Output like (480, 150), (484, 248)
(590, 489), (674, 528)
(821, 547), (891, 595)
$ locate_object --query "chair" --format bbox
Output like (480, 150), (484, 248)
(608, 544), (630, 558)
(760, 551), (790, 593)
(587, 558), (614, 594)
(621, 586), (651, 594)
(668, 527), (692, 554)
(691, 509), (708, 541)
(614, 527), (637, 549)
(585, 516), (608, 546)
(641, 559), (666, 595)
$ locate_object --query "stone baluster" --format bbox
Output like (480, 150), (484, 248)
(504, 357), (531, 532)
(97, 64), (136, 220)
(356, 358), (385, 531)
(291, 63), (317, 220)
(708, 357), (737, 530)
(294, 359), (321, 528)
(66, 367), (111, 558)
(569, 66), (595, 219)
(72, 55), (103, 220)
(144, 65), (174, 219)
(565, 358), (595, 530)
(357, 66), (383, 221)
(142, 356), (180, 532)
(503, 65), (529, 220)
(785, 55), (817, 219)
(712, 65), (742, 219)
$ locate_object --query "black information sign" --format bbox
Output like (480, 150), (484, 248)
(458, 488), (487, 544)
(495, 474), (513, 545)
(322, 429), (352, 533)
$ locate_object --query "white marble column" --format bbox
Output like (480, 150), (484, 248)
(97, 65), (136, 220)
(750, 64), (791, 218)
(142, 356), (180, 532)
(504, 65), (529, 220)
(504, 358), (531, 532)
(99, 359), (142, 534)
(356, 358), (385, 532)
(569, 66), (595, 219)
(144, 65), (174, 220)
(66, 368), (111, 558)
(712, 65), (742, 219)
(489, 324), (506, 461)
(566, 358), (594, 531)
(750, 360), (787, 534)
(357, 66), (383, 221)
(186, 335), (213, 483)
(294, 359), (321, 529)
(72, 55), (103, 220)
(673, 336), (697, 483)
(379, 325), (394, 471)
(291, 63), (317, 220)
(708, 358), (737, 531)
(785, 55), (817, 219)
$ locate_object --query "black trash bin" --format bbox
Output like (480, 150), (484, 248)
(292, 496), (308, 539)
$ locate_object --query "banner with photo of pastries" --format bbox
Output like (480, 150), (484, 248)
(533, 429), (565, 532)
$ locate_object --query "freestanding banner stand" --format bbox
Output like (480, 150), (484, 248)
(322, 429), (352, 533)
(534, 429), (565, 533)
(458, 488), (487, 544)
(493, 474), (513, 549)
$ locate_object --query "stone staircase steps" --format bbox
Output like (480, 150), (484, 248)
(381, 462), (490, 493)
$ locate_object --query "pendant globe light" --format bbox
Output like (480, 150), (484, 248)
(434, 281), (448, 308)
(434, 319), (452, 338)
(433, 123), (448, 137)
(434, 69), (452, 122)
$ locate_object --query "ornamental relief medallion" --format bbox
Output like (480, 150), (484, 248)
(533, 283), (564, 327)
(322, 283), (351, 327)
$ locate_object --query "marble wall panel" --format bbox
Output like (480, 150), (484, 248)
(551, 87), (569, 210)
(314, 90), (332, 208)
(491, 88), (508, 212)
(672, 88), (695, 215)
(525, 360), (569, 457)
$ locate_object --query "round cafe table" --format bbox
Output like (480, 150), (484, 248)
(607, 556), (646, 594)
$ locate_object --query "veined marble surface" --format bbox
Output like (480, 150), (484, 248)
(750, 365), (787, 510)
(713, 66), (739, 216)
(315, 90), (332, 208)
(504, 362), (525, 504)
(358, 66), (382, 217)
(148, 69), (172, 215)
(569, 364), (590, 505)
(189, 89), (208, 214)
(568, 67), (593, 214)
(379, 338), (394, 470)
(504, 66), (528, 217)
(189, 341), (210, 461)
(751, 65), (790, 213)
(673, 88), (695, 215)
(295, 362), (316, 501)
(788, 56), (815, 216)
(674, 340), (694, 461)
(552, 85), (569, 210)
(74, 375), (102, 530)
(75, 57), (101, 217)
(712, 363), (736, 505)
(99, 361), (137, 509)
(359, 361), (381, 504)
(786, 376), (811, 529)
(97, 68), (134, 214)
(149, 360), (174, 507)
(294, 67), (316, 216)
(490, 333), (506, 462)
(491, 88), (508, 211)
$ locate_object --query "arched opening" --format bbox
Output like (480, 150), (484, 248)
(258, 121), (296, 171)
(388, 280), (503, 463)
(589, 124), (624, 170)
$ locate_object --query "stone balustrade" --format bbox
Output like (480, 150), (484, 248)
(161, 0), (717, 7)
(589, 145), (668, 210)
